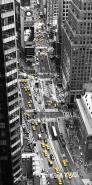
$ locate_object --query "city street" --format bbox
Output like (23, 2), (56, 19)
(19, 5), (91, 185)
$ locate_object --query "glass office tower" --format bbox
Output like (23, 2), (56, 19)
(61, 0), (92, 103)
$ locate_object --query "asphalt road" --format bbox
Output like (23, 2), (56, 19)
(30, 119), (62, 177)
(20, 8), (85, 185)
(20, 81), (34, 110)
(39, 55), (51, 74)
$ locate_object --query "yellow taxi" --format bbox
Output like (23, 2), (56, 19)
(43, 150), (48, 157)
(41, 142), (45, 149)
(24, 80), (27, 83)
(29, 93), (32, 97)
(28, 104), (32, 108)
(54, 167), (60, 174)
(24, 88), (28, 92)
(27, 113), (32, 119)
(61, 159), (68, 167)
(34, 77), (38, 80)
(24, 112), (31, 119)
(48, 101), (52, 105)
(65, 172), (72, 179)
(21, 79), (27, 83)
(31, 121), (35, 125)
(48, 160), (53, 167)
(54, 103), (58, 108)
(58, 176), (63, 185)
(28, 100), (32, 104)
(45, 143), (50, 150)
(32, 125), (36, 131)
(27, 88), (30, 92)
(35, 122), (38, 126)
(28, 101), (31, 104)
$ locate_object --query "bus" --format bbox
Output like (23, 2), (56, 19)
(52, 126), (57, 140)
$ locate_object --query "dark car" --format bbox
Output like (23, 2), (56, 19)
(50, 154), (54, 160)
(44, 139), (47, 143)
(40, 128), (43, 133)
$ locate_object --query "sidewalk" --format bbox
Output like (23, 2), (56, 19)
(57, 117), (92, 181)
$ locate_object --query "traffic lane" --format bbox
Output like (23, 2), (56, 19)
(32, 134), (54, 175)
(31, 125), (39, 141)
(42, 78), (58, 102)
(44, 96), (57, 110)
(29, 81), (44, 110)
(47, 177), (75, 185)
(39, 73), (52, 79)
(39, 56), (50, 73)
(31, 122), (59, 175)
(20, 83), (34, 110)
(30, 121), (47, 143)
(36, 43), (48, 48)
(47, 176), (71, 185)
(32, 123), (45, 141)
(34, 140), (49, 172)
(39, 143), (56, 175)
(36, 111), (62, 119)
(40, 55), (49, 64)
(21, 89), (34, 110)
(35, 40), (47, 45)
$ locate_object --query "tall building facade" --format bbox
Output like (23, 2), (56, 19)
(15, 0), (21, 61)
(0, 1), (22, 185)
(58, 0), (71, 42)
(62, 0), (71, 24)
(46, 0), (59, 27)
(61, 0), (92, 103)
(53, 0), (59, 26)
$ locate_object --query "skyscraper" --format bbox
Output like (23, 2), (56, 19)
(57, 0), (71, 42)
(61, 0), (92, 103)
(62, 0), (71, 24)
(0, 1), (22, 185)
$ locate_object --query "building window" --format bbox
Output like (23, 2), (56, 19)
(6, 63), (16, 73)
(5, 51), (16, 62)
(4, 40), (15, 51)
(7, 72), (17, 83)
(3, 28), (15, 39)
(1, 3), (13, 13)
(2, 16), (14, 26)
